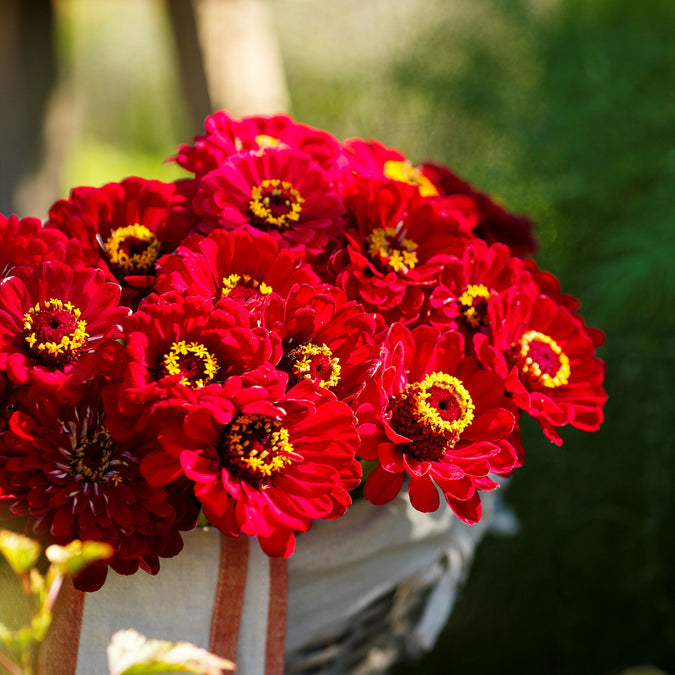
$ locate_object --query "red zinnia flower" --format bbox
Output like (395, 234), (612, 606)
(141, 366), (362, 558)
(0, 213), (85, 278)
(193, 147), (346, 261)
(328, 178), (468, 325)
(100, 293), (281, 439)
(0, 262), (129, 399)
(174, 111), (347, 180)
(46, 177), (196, 307)
(358, 323), (521, 524)
(429, 239), (534, 340)
(261, 283), (385, 406)
(475, 285), (607, 445)
(0, 386), (197, 591)
(154, 229), (319, 317)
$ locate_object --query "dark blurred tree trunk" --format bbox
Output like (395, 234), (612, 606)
(0, 0), (58, 216)
(167, 0), (290, 135)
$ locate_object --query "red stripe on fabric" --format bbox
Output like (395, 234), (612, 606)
(264, 556), (288, 675)
(37, 577), (85, 675)
(208, 535), (249, 664)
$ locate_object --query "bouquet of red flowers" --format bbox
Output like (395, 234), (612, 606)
(0, 111), (607, 592)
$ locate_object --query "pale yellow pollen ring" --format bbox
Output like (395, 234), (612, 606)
(290, 343), (341, 388)
(23, 299), (88, 357)
(162, 340), (219, 388)
(458, 284), (492, 327)
(104, 224), (161, 274)
(383, 160), (439, 197)
(368, 226), (419, 273)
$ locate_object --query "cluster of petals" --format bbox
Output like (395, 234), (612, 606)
(193, 147), (346, 264)
(140, 366), (362, 558)
(357, 324), (522, 524)
(0, 385), (196, 591)
(154, 229), (319, 318)
(174, 111), (347, 180)
(46, 177), (195, 307)
(327, 178), (468, 324)
(0, 111), (608, 586)
(474, 285), (607, 445)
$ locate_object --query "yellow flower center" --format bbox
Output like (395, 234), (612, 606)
(512, 330), (571, 389)
(161, 340), (219, 389)
(104, 224), (161, 275)
(23, 299), (88, 368)
(458, 284), (493, 328)
(254, 134), (281, 149)
(391, 372), (475, 461)
(284, 343), (341, 389)
(383, 160), (439, 197)
(367, 226), (419, 273)
(249, 179), (304, 230)
(220, 413), (296, 485)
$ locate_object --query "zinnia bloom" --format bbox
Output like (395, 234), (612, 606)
(141, 366), (362, 558)
(328, 178), (468, 325)
(46, 177), (195, 306)
(0, 213), (84, 278)
(0, 386), (196, 591)
(100, 293), (281, 438)
(0, 262), (129, 399)
(154, 229), (319, 317)
(174, 111), (347, 180)
(429, 239), (533, 339)
(193, 147), (346, 260)
(261, 283), (385, 405)
(475, 285), (607, 445)
(358, 323), (521, 524)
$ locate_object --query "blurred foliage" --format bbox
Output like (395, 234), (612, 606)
(45, 0), (675, 672)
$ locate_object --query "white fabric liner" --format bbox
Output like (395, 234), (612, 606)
(73, 491), (501, 674)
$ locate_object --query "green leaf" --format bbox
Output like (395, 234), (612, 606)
(45, 540), (114, 577)
(107, 629), (234, 675)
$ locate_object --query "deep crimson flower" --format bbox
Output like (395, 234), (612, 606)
(193, 147), (346, 261)
(261, 283), (385, 406)
(100, 293), (281, 439)
(429, 239), (534, 341)
(140, 366), (362, 558)
(0, 386), (197, 591)
(420, 162), (537, 257)
(328, 178), (468, 325)
(475, 285), (607, 445)
(357, 323), (521, 524)
(0, 213), (85, 278)
(0, 262), (129, 400)
(46, 177), (196, 307)
(154, 229), (319, 317)
(174, 111), (347, 180)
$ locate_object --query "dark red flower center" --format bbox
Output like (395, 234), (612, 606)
(367, 225), (418, 273)
(280, 343), (341, 389)
(510, 330), (570, 389)
(249, 179), (304, 230)
(160, 340), (219, 389)
(23, 299), (88, 368)
(390, 372), (475, 462)
(218, 413), (297, 486)
(457, 284), (492, 328)
(68, 425), (124, 485)
(104, 224), (161, 276)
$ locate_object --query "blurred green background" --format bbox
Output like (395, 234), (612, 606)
(2, 0), (675, 673)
